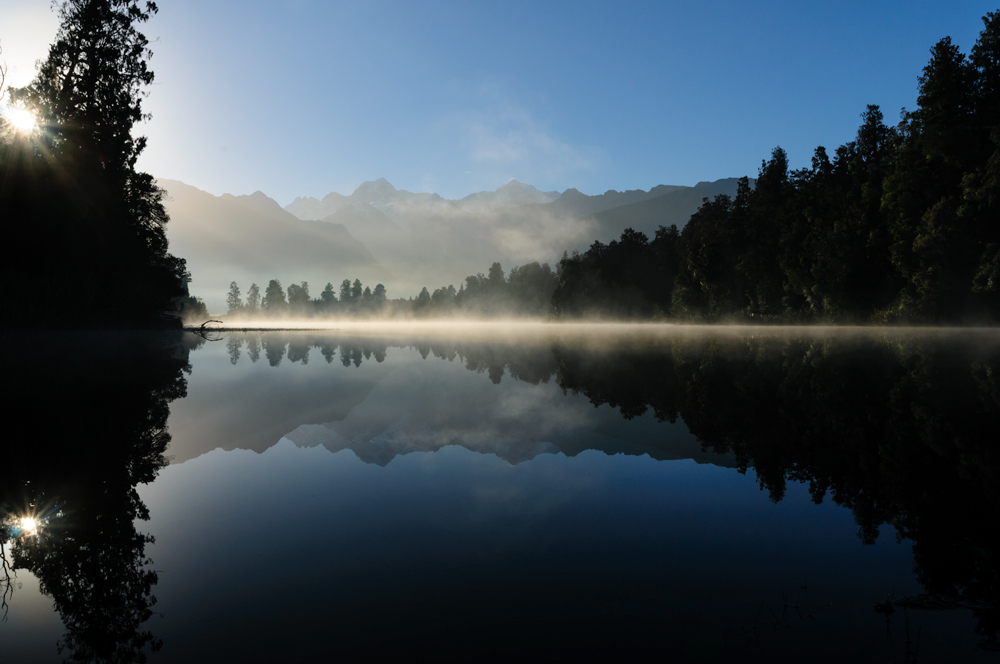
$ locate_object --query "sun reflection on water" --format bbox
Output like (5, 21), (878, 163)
(4, 515), (43, 540)
(19, 517), (38, 536)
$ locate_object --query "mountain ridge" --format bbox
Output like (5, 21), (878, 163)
(283, 177), (745, 229)
(592, 178), (749, 238)
(163, 175), (748, 309)
(286, 177), (559, 220)
(159, 179), (392, 311)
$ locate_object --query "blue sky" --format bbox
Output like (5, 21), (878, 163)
(1, 1), (997, 203)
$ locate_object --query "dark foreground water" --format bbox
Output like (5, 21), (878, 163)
(2, 325), (999, 662)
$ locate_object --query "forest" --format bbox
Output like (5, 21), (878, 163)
(217, 260), (558, 320)
(218, 11), (1000, 325)
(2, 4), (999, 327)
(554, 11), (1000, 324)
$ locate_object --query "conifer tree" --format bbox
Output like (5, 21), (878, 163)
(246, 283), (261, 312)
(2, 0), (189, 328)
(226, 282), (243, 313)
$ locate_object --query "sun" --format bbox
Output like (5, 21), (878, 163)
(20, 517), (38, 535)
(6, 107), (38, 133)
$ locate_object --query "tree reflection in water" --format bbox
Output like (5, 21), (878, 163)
(1, 332), (190, 663)
(2, 328), (999, 658)
(566, 333), (1000, 650)
(216, 329), (1000, 650)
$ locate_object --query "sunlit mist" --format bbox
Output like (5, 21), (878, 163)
(186, 319), (1000, 345)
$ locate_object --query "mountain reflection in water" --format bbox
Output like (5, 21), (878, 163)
(2, 327), (999, 662)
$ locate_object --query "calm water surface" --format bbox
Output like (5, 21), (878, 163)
(2, 326), (998, 662)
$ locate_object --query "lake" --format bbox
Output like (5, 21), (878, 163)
(2, 324), (998, 662)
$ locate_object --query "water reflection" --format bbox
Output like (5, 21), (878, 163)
(174, 331), (721, 467)
(2, 327), (999, 660)
(664, 334), (1000, 650)
(1, 332), (189, 663)
(188, 328), (1000, 650)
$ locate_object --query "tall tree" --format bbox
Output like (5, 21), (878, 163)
(506, 262), (558, 315)
(487, 263), (505, 290)
(972, 11), (1000, 132)
(740, 147), (791, 318)
(262, 279), (286, 312)
(320, 282), (336, 306)
(881, 31), (993, 320)
(287, 281), (310, 309)
(968, 12), (1000, 314)
(915, 37), (976, 168)
(672, 194), (745, 319)
(415, 287), (431, 309)
(226, 281), (242, 314)
(3, 0), (189, 328)
(246, 283), (261, 312)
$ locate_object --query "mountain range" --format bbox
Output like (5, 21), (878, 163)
(285, 178), (561, 220)
(159, 179), (391, 308)
(161, 176), (750, 312)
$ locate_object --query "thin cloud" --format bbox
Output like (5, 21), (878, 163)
(445, 96), (601, 188)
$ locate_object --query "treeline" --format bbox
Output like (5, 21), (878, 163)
(553, 226), (680, 318)
(233, 11), (1000, 325)
(222, 261), (557, 319)
(556, 12), (1000, 323)
(223, 279), (388, 318)
(412, 261), (557, 316)
(212, 11), (999, 325)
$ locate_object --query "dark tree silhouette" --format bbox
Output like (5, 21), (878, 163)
(562, 13), (1000, 324)
(339, 279), (353, 303)
(320, 282), (336, 306)
(262, 279), (287, 312)
(287, 281), (310, 311)
(245, 283), (261, 313)
(553, 226), (680, 318)
(1, 0), (189, 329)
(1, 331), (189, 662)
(226, 282), (243, 314)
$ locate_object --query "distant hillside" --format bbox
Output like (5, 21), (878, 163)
(285, 177), (448, 221)
(457, 179), (560, 211)
(311, 200), (597, 296)
(545, 184), (688, 219)
(169, 176), (750, 304)
(322, 202), (402, 239)
(159, 180), (391, 313)
(286, 178), (559, 222)
(282, 179), (595, 294)
(592, 178), (749, 239)
(284, 190), (349, 221)
(276, 177), (750, 295)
